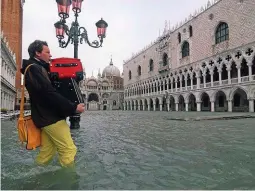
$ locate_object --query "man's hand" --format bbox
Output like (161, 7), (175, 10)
(76, 103), (85, 113)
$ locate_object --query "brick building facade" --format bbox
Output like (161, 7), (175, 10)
(123, 0), (255, 112)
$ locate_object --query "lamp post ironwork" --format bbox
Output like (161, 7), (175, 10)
(54, 0), (108, 129)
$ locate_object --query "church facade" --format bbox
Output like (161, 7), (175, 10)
(80, 58), (124, 111)
(123, 0), (255, 112)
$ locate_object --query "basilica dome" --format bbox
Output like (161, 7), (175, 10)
(102, 58), (120, 78)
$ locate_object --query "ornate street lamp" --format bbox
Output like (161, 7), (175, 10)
(54, 0), (108, 129)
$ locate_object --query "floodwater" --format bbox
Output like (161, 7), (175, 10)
(1, 111), (255, 189)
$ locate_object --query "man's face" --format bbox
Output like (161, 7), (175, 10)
(36, 45), (52, 63)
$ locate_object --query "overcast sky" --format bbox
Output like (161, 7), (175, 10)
(22, 0), (208, 77)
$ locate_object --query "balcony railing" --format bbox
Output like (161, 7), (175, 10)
(126, 75), (255, 98)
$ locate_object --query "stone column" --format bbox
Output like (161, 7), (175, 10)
(124, 104), (126, 111)
(211, 101), (215, 112)
(171, 81), (173, 93)
(196, 102), (201, 112)
(175, 81), (178, 92)
(227, 67), (231, 84)
(175, 102), (179, 112)
(196, 72), (200, 89)
(159, 98), (163, 111)
(185, 102), (189, 112)
(191, 77), (193, 90)
(237, 65), (241, 83)
(159, 104), (162, 111)
(228, 100), (232, 112)
(248, 64), (253, 81)
(185, 76), (187, 91)
(203, 74), (206, 88)
(148, 104), (151, 111)
(249, 99), (254, 112)
(137, 103), (140, 111)
(142, 99), (145, 111)
(167, 102), (170, 112)
(210, 71), (214, 87)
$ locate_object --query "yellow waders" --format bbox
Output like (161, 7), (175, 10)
(35, 120), (77, 167)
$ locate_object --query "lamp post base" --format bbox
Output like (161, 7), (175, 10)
(69, 114), (81, 129)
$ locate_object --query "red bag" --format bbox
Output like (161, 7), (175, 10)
(49, 57), (83, 81)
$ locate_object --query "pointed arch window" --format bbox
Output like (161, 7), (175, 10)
(189, 25), (193, 37)
(163, 53), (168, 66)
(129, 70), (132, 80)
(137, 65), (141, 76)
(182, 41), (190, 58)
(149, 59), (154, 71)
(215, 22), (229, 44)
(178, 32), (181, 43)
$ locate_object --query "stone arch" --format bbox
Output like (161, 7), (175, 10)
(213, 90), (228, 112)
(144, 99), (148, 111)
(149, 98), (153, 111)
(162, 96), (167, 111)
(229, 86), (248, 101)
(230, 88), (249, 112)
(139, 99), (143, 110)
(211, 89), (227, 102)
(187, 93), (196, 111)
(178, 94), (185, 111)
(86, 79), (98, 87)
(200, 92), (211, 111)
(169, 95), (175, 111)
(197, 91), (210, 102)
(155, 97), (160, 111)
(88, 92), (99, 102)
(87, 93), (99, 110)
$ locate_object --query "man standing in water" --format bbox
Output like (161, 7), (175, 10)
(21, 40), (85, 167)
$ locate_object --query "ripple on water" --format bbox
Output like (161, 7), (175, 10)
(2, 111), (255, 189)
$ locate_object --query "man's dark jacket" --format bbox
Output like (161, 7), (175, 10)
(21, 58), (78, 128)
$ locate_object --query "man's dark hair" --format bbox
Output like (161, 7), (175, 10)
(28, 40), (48, 58)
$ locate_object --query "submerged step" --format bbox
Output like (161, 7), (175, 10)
(166, 115), (255, 121)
